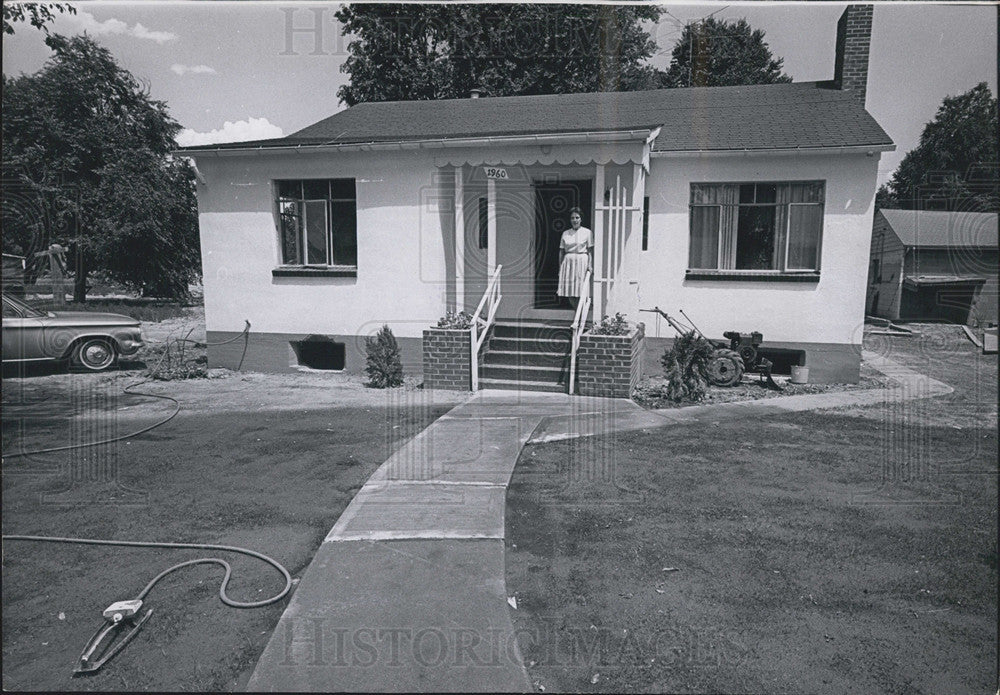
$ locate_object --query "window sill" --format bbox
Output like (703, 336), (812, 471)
(685, 270), (820, 282)
(272, 266), (357, 278)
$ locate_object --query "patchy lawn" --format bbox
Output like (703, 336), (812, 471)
(2, 375), (459, 691)
(506, 324), (997, 693)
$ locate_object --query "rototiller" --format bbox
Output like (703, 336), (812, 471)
(640, 307), (783, 390)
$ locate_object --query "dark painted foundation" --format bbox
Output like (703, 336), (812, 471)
(206, 331), (423, 376)
(209, 331), (861, 385)
(642, 336), (861, 384)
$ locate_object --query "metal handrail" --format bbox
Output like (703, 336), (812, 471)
(568, 269), (592, 394)
(470, 265), (503, 391)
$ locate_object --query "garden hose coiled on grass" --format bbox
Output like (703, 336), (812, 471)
(2, 320), (250, 461)
(2, 385), (181, 460)
(1, 535), (292, 608)
(2, 534), (293, 673)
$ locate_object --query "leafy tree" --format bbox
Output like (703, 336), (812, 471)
(334, 3), (662, 105)
(2, 2), (75, 36)
(660, 17), (791, 88)
(877, 82), (998, 212)
(2, 34), (200, 299)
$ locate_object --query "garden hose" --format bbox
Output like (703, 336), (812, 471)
(2, 320), (250, 461)
(1, 535), (292, 608)
(3, 322), (281, 672)
(1, 385), (180, 460)
(2, 535), (293, 673)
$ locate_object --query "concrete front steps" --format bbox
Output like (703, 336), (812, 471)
(480, 320), (577, 393)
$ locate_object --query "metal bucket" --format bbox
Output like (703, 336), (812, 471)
(790, 365), (809, 384)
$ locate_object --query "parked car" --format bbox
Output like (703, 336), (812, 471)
(1, 293), (144, 371)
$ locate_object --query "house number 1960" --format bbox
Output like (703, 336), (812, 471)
(484, 167), (508, 180)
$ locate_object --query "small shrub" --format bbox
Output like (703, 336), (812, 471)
(365, 324), (404, 388)
(435, 311), (473, 329)
(660, 331), (716, 402)
(143, 342), (208, 381)
(590, 312), (631, 336)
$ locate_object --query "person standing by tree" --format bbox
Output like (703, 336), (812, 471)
(2, 34), (200, 301)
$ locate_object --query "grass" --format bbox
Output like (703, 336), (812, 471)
(505, 324), (997, 693)
(1, 398), (451, 691)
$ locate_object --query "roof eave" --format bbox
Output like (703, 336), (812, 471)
(902, 244), (999, 251)
(650, 143), (895, 157)
(174, 128), (659, 157)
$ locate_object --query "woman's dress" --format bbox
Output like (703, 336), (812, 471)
(557, 227), (593, 297)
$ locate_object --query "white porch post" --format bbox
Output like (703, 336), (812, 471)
(454, 166), (465, 312)
(487, 177), (497, 275)
(592, 163), (605, 325)
(627, 162), (647, 319)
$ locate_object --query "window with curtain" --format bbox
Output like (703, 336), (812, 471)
(276, 179), (357, 267)
(688, 181), (824, 273)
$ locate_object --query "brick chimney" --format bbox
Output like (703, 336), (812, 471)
(833, 5), (873, 107)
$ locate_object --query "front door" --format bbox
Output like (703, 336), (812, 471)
(533, 180), (593, 310)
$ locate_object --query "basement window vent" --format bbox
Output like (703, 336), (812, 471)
(758, 348), (806, 376)
(292, 335), (346, 370)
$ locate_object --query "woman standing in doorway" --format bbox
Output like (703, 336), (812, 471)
(556, 207), (593, 310)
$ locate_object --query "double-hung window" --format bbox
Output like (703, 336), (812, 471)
(276, 179), (357, 268)
(688, 181), (824, 276)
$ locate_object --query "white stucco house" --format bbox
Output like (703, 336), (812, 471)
(181, 5), (893, 386)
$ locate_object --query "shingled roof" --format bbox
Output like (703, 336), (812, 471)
(878, 209), (999, 248)
(181, 81), (892, 154)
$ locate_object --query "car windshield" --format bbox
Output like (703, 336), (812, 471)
(3, 294), (48, 318)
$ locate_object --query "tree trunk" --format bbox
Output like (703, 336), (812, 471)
(73, 248), (87, 303)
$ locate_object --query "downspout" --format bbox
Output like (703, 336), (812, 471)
(642, 126), (661, 175)
(895, 247), (908, 321)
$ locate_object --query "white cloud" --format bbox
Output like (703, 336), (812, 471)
(176, 118), (284, 147)
(64, 10), (178, 44)
(171, 63), (217, 76)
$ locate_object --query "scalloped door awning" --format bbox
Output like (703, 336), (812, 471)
(433, 140), (648, 170)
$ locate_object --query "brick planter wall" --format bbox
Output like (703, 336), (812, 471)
(422, 328), (472, 390)
(576, 324), (644, 398)
(421, 326), (495, 390)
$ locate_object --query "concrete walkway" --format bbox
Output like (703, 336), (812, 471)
(246, 390), (638, 692)
(246, 350), (951, 692)
(529, 350), (954, 443)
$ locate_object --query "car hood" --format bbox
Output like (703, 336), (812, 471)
(46, 312), (141, 327)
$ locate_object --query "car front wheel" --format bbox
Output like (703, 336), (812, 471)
(72, 338), (117, 372)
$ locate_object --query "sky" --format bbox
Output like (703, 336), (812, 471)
(2, 2), (996, 186)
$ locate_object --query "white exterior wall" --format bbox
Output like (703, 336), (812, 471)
(637, 151), (881, 347)
(193, 150), (451, 340)
(193, 144), (880, 354)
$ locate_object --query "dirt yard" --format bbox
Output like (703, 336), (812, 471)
(2, 308), (466, 691)
(506, 324), (997, 693)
